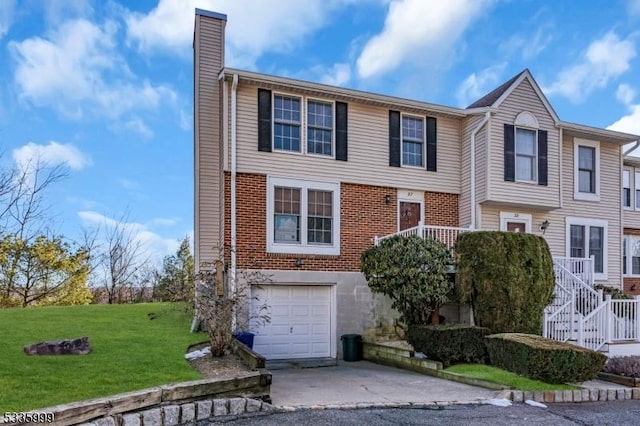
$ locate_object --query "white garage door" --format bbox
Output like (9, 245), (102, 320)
(251, 285), (332, 360)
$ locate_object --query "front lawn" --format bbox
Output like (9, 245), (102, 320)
(445, 364), (581, 391)
(0, 303), (205, 411)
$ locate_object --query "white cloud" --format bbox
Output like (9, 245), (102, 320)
(356, 0), (494, 79)
(125, 0), (363, 67)
(0, 0), (15, 39)
(617, 84), (637, 105)
(319, 63), (352, 87)
(179, 109), (192, 131)
(124, 117), (154, 139)
(499, 26), (553, 61)
(78, 211), (181, 264)
(544, 32), (636, 102)
(9, 19), (176, 120)
(456, 63), (507, 107)
(43, 0), (93, 25)
(118, 178), (140, 190)
(12, 141), (92, 173)
(608, 83), (640, 136)
(629, 0), (640, 16)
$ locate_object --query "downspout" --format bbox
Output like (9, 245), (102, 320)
(470, 112), (490, 230)
(230, 74), (238, 313)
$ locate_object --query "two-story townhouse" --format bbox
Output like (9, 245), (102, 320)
(194, 9), (640, 362)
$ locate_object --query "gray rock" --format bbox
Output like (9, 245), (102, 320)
(229, 398), (247, 415)
(93, 418), (116, 426)
(163, 406), (180, 426)
(213, 399), (228, 416)
(24, 336), (91, 355)
(141, 408), (161, 426)
(121, 413), (141, 426)
(181, 403), (195, 423)
(197, 400), (213, 420)
(246, 398), (262, 413)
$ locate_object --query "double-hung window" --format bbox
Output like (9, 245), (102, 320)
(515, 128), (537, 182)
(402, 115), (424, 167)
(566, 217), (607, 280)
(268, 177), (340, 255)
(574, 139), (600, 201)
(635, 171), (640, 210)
(623, 169), (631, 208)
(274, 95), (301, 152)
(307, 100), (333, 156)
(623, 236), (640, 277)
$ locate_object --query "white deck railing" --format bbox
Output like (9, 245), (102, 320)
(374, 223), (474, 250)
(553, 256), (595, 288)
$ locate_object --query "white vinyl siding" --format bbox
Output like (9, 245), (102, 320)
(487, 78), (560, 208)
(194, 15), (226, 266)
(233, 85), (462, 194)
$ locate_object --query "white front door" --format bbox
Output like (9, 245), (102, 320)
(251, 285), (332, 359)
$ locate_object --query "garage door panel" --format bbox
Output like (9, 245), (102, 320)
(251, 285), (332, 360)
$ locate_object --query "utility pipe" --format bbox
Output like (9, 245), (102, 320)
(230, 74), (238, 302)
(470, 112), (490, 230)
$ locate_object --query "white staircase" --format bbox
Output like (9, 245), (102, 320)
(544, 257), (640, 354)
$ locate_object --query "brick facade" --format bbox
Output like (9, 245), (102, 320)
(224, 172), (459, 272)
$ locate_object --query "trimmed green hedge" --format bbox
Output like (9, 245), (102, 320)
(486, 333), (607, 383)
(455, 231), (555, 334)
(407, 324), (491, 367)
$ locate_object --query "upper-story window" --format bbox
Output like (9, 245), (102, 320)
(503, 112), (547, 186)
(573, 138), (600, 202)
(307, 100), (333, 156)
(274, 95), (302, 152)
(515, 128), (537, 182)
(402, 115), (424, 167)
(257, 88), (348, 161)
(635, 171), (640, 209)
(623, 169), (631, 208)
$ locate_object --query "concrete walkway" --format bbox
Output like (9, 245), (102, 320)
(270, 360), (500, 408)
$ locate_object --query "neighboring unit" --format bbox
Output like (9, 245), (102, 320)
(194, 9), (640, 361)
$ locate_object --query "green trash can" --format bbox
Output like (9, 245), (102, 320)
(341, 334), (362, 362)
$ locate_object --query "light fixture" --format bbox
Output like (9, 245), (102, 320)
(385, 194), (392, 204)
(295, 258), (304, 267)
(539, 220), (550, 234)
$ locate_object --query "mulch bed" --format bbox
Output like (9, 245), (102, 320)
(186, 342), (253, 379)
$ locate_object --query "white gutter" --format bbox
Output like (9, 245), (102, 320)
(470, 112), (490, 229)
(230, 74), (238, 302)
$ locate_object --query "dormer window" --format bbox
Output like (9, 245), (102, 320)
(504, 111), (547, 186)
(515, 128), (537, 182)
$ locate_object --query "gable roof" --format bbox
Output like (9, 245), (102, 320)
(466, 70), (526, 109)
(467, 69), (561, 124)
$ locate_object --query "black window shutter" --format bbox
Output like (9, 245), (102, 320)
(426, 117), (437, 172)
(504, 124), (515, 182)
(538, 130), (548, 186)
(389, 110), (400, 167)
(335, 101), (348, 161)
(257, 88), (272, 152)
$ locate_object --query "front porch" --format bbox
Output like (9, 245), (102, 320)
(374, 224), (640, 356)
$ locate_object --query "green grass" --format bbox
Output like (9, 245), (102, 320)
(0, 303), (206, 411)
(445, 364), (581, 391)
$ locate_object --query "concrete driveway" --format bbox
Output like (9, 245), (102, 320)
(270, 360), (500, 408)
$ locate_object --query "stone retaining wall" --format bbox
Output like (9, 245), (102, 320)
(79, 397), (275, 426)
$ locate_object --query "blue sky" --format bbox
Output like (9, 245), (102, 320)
(1, 0), (640, 262)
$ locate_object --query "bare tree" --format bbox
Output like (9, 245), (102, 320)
(93, 212), (149, 304)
